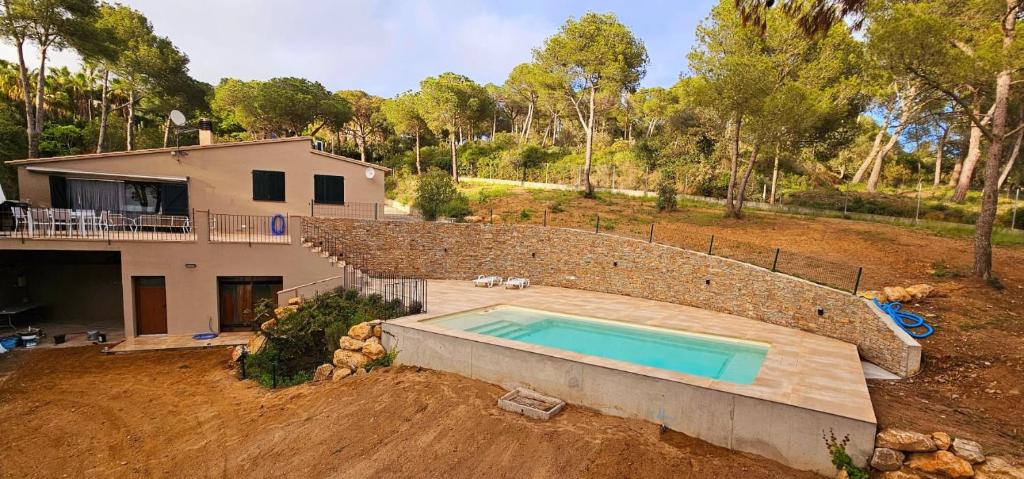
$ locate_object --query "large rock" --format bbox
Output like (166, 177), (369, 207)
(975, 457), (1024, 479)
(348, 322), (374, 341)
(906, 451), (974, 478)
(365, 336), (381, 346)
(260, 318), (277, 332)
(876, 429), (938, 452)
(880, 471), (924, 479)
(332, 349), (368, 371)
(952, 438), (985, 464)
(906, 284), (935, 300)
(313, 363), (334, 381)
(332, 367), (352, 381)
(373, 324), (382, 338)
(231, 345), (245, 362)
(273, 305), (298, 318)
(932, 432), (951, 451)
(246, 334), (267, 355)
(363, 342), (386, 360)
(871, 448), (906, 472)
(860, 290), (889, 303)
(835, 468), (849, 479)
(338, 336), (365, 351)
(884, 286), (913, 303)
(287, 296), (303, 306)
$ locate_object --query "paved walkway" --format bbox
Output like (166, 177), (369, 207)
(107, 332), (250, 353)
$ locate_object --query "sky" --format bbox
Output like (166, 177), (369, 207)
(0, 0), (716, 97)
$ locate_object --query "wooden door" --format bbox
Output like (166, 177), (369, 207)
(133, 277), (167, 335)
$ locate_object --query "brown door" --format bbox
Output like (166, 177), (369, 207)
(134, 276), (167, 335)
(218, 276), (282, 331)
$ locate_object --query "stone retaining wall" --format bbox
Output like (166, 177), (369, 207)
(311, 218), (920, 376)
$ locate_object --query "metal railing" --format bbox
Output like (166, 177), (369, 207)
(0, 207), (196, 242)
(208, 213), (291, 244)
(310, 201), (380, 220)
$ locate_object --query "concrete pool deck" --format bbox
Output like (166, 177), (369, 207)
(383, 280), (877, 474)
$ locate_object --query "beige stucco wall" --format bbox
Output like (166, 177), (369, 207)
(12, 138), (386, 216)
(1, 212), (342, 336)
(310, 218), (921, 377)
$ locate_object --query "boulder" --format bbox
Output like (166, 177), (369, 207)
(835, 468), (849, 479)
(338, 336), (365, 351)
(260, 319), (277, 332)
(876, 429), (938, 452)
(951, 438), (985, 464)
(883, 286), (913, 303)
(313, 363), (334, 381)
(231, 345), (245, 362)
(880, 471), (924, 479)
(273, 305), (298, 318)
(906, 284), (935, 300)
(348, 322), (374, 341)
(906, 451), (974, 478)
(365, 336), (381, 346)
(871, 448), (906, 472)
(975, 457), (1024, 479)
(332, 367), (352, 381)
(332, 349), (368, 371)
(287, 296), (303, 306)
(246, 334), (267, 355)
(363, 342), (386, 360)
(860, 290), (889, 303)
(932, 432), (951, 451)
(373, 324), (382, 338)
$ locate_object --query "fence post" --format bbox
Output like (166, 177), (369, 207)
(374, 203), (379, 221)
(771, 248), (780, 272)
(543, 209), (548, 227)
(490, 209), (494, 224)
(272, 358), (278, 389)
(649, 223), (655, 243)
(1013, 187), (1020, 230)
(310, 200), (314, 217)
(595, 214), (600, 233)
(707, 235), (715, 255)
(240, 352), (247, 379)
(852, 267), (863, 295)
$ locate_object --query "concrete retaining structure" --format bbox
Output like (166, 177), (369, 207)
(310, 218), (920, 376)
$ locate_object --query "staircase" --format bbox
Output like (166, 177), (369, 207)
(467, 320), (532, 340)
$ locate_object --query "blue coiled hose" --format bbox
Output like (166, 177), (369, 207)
(873, 299), (934, 339)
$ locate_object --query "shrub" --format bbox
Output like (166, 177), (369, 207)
(824, 430), (869, 479)
(656, 176), (678, 212)
(415, 169), (460, 220)
(444, 194), (472, 218)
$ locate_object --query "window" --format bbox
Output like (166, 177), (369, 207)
(217, 276), (283, 331)
(313, 174), (345, 205)
(252, 170), (285, 201)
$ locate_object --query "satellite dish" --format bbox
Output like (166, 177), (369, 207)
(169, 110), (187, 126)
(365, 167), (376, 179)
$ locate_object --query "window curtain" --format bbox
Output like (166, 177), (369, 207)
(67, 179), (125, 212)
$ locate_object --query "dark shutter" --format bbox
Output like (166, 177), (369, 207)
(313, 175), (345, 205)
(161, 183), (189, 215)
(49, 176), (68, 208)
(252, 170), (285, 201)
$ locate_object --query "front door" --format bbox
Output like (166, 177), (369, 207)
(133, 276), (167, 335)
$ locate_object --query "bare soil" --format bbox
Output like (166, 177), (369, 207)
(0, 347), (817, 479)
(472, 189), (1024, 456)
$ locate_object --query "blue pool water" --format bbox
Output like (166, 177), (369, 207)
(428, 306), (769, 384)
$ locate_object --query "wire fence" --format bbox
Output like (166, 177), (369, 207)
(464, 208), (865, 294)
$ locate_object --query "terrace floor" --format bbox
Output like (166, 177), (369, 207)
(398, 279), (876, 424)
(107, 331), (251, 353)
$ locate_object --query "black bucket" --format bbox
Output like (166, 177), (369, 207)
(53, 334), (66, 345)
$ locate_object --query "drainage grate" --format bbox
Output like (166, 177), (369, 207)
(497, 388), (566, 420)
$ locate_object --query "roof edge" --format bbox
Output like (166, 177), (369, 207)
(309, 150), (391, 172)
(5, 136), (313, 166)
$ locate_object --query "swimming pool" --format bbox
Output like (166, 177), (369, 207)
(427, 305), (769, 384)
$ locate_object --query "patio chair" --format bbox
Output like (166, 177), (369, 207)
(99, 211), (130, 232)
(505, 277), (530, 289)
(79, 210), (99, 235)
(9, 206), (28, 232)
(473, 275), (503, 288)
(50, 209), (76, 235)
(30, 208), (52, 236)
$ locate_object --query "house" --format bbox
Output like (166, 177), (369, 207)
(0, 123), (389, 339)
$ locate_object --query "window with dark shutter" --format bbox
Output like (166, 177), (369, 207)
(313, 175), (345, 205)
(252, 170), (285, 201)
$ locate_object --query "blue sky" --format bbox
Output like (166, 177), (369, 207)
(1, 0), (716, 97)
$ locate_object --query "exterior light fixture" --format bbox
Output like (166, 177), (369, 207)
(185, 263), (197, 269)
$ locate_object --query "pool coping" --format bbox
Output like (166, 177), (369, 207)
(387, 280), (877, 425)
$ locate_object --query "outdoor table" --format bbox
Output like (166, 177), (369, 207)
(0, 303), (41, 331)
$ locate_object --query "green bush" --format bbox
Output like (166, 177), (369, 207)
(656, 175), (678, 212)
(415, 169), (460, 220)
(444, 194), (473, 218)
(824, 430), (869, 479)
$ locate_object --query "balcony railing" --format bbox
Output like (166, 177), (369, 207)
(0, 207), (196, 242)
(208, 213), (291, 244)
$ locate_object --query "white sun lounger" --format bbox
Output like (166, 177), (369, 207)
(473, 275), (503, 288)
(505, 278), (530, 289)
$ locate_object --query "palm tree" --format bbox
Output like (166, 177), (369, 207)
(735, 0), (867, 35)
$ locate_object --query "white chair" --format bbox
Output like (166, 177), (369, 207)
(10, 206), (28, 232)
(473, 275), (503, 288)
(30, 208), (52, 236)
(505, 278), (530, 289)
(50, 209), (76, 235)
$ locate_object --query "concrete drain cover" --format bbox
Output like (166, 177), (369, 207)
(498, 388), (565, 420)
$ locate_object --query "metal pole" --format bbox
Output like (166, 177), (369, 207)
(707, 235), (715, 255)
(374, 203), (379, 221)
(1013, 187), (1020, 230)
(914, 180), (922, 225)
(771, 248), (780, 272)
(543, 209), (548, 227)
(649, 223), (655, 243)
(595, 214), (600, 233)
(490, 209), (493, 224)
(310, 200), (314, 217)
(852, 267), (863, 295)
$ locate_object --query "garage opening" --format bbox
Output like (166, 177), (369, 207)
(0, 250), (123, 341)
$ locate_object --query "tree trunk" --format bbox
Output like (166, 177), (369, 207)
(582, 87), (596, 197)
(953, 98), (986, 201)
(522, 102), (534, 143)
(852, 110), (891, 183)
(491, 109), (496, 140)
(162, 115), (172, 148)
(948, 157), (963, 187)
(734, 144), (761, 216)
(770, 150), (780, 204)
(998, 124), (1022, 188)
(867, 106), (916, 192)
(973, 0), (1018, 280)
(934, 126), (949, 186)
(449, 133), (459, 182)
(357, 129), (367, 162)
(414, 130), (422, 175)
(33, 47), (48, 144)
(13, 38), (38, 158)
(725, 114), (742, 218)
(126, 90), (135, 151)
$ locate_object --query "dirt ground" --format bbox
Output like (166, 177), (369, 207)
(0, 347), (818, 479)
(472, 188), (1024, 456)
